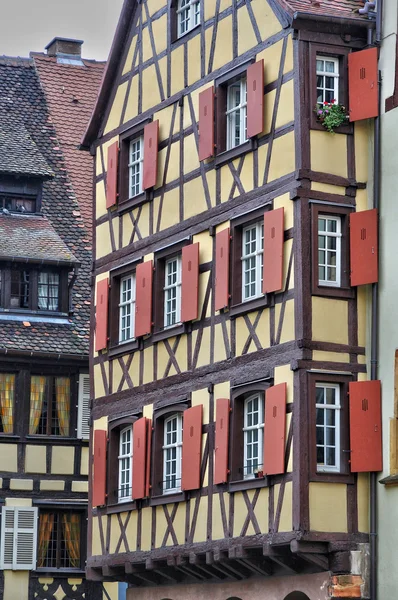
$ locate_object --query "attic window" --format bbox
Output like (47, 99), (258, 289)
(56, 53), (84, 66)
(0, 194), (36, 214)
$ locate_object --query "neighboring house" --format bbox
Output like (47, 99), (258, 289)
(0, 39), (105, 600)
(378, 1), (398, 599)
(83, 2), (381, 599)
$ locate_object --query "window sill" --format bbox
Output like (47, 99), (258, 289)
(25, 435), (80, 445)
(311, 118), (353, 136)
(379, 474), (398, 486)
(214, 139), (254, 168)
(310, 471), (354, 484)
(228, 476), (269, 492)
(149, 492), (185, 506)
(312, 284), (355, 300)
(151, 323), (186, 343)
(117, 191), (150, 214)
(105, 500), (137, 514)
(229, 295), (268, 319)
(34, 568), (85, 576)
(108, 339), (140, 357)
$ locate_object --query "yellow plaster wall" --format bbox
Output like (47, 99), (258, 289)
(72, 481), (89, 493)
(309, 482), (348, 532)
(311, 182), (346, 196)
(81, 446), (89, 476)
(312, 351), (350, 363)
(310, 130), (347, 177)
(51, 446), (75, 475)
(3, 572), (29, 600)
(0, 444), (17, 472)
(191, 389), (210, 424)
(193, 498), (208, 543)
(10, 479), (33, 491)
(274, 299), (295, 344)
(212, 492), (229, 541)
(40, 480), (65, 491)
(25, 444), (46, 474)
(312, 297), (348, 345)
(103, 81), (128, 135)
(274, 364), (294, 402)
(277, 481), (293, 531)
(357, 472), (370, 533)
(92, 516), (102, 555)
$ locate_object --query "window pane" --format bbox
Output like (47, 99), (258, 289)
(0, 374), (15, 434)
(325, 60), (336, 73)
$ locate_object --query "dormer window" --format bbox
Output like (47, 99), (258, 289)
(0, 193), (37, 214)
(0, 265), (68, 314)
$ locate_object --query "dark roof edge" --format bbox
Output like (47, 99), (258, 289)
(0, 255), (80, 267)
(0, 347), (89, 362)
(80, 0), (136, 150)
(291, 10), (375, 29)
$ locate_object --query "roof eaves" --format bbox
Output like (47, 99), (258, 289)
(291, 9), (375, 28)
(80, 0), (137, 149)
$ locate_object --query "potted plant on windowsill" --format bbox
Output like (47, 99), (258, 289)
(315, 99), (349, 133)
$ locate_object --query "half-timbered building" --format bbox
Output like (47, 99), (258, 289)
(83, 1), (382, 599)
(0, 39), (105, 600)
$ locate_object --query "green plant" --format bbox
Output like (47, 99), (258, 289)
(315, 100), (349, 133)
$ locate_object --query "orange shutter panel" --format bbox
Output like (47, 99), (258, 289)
(181, 243), (199, 322)
(181, 405), (203, 491)
(247, 60), (264, 138)
(263, 383), (286, 475)
(143, 120), (159, 190)
(214, 398), (230, 484)
(132, 418), (147, 499)
(199, 86), (214, 161)
(349, 380), (382, 472)
(92, 429), (107, 507)
(145, 418), (152, 498)
(263, 208), (284, 293)
(95, 278), (109, 352)
(215, 228), (230, 311)
(348, 47), (379, 122)
(135, 261), (153, 338)
(350, 209), (378, 286)
(106, 141), (119, 209)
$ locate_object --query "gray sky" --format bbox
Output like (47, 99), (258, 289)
(0, 0), (125, 61)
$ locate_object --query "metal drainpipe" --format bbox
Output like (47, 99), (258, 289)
(370, 1), (382, 598)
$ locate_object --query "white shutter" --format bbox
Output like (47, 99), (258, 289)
(77, 373), (91, 440)
(0, 507), (37, 570)
(0, 507), (15, 569)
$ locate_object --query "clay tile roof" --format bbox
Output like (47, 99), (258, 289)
(31, 54), (105, 236)
(277, 0), (366, 18)
(0, 110), (53, 177)
(0, 214), (77, 263)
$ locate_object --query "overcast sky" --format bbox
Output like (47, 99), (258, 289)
(0, 0), (125, 61)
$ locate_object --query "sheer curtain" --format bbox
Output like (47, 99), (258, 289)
(38, 272), (59, 311)
(62, 513), (80, 568)
(0, 374), (14, 433)
(29, 376), (46, 434)
(55, 377), (70, 436)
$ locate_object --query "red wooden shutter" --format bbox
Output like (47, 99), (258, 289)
(143, 120), (159, 190)
(215, 228), (230, 311)
(263, 383), (286, 475)
(349, 380), (382, 472)
(95, 278), (109, 352)
(247, 59), (264, 138)
(145, 418), (152, 498)
(214, 398), (230, 484)
(350, 209), (378, 286)
(181, 243), (199, 322)
(135, 261), (153, 338)
(199, 86), (214, 161)
(263, 208), (284, 293)
(92, 429), (107, 507)
(181, 405), (203, 491)
(348, 47), (379, 122)
(132, 418), (147, 499)
(106, 141), (119, 209)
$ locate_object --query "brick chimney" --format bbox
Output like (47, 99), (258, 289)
(45, 38), (84, 59)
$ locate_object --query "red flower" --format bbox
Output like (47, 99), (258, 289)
(331, 99), (336, 104)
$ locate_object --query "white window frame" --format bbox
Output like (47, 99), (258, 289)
(162, 413), (183, 494)
(128, 136), (144, 198)
(118, 426), (133, 503)
(316, 55), (339, 105)
(316, 383), (341, 473)
(318, 215), (342, 287)
(77, 373), (90, 440)
(226, 77), (248, 150)
(177, 0), (201, 38)
(0, 506), (38, 570)
(119, 274), (136, 343)
(241, 221), (264, 301)
(243, 393), (264, 479)
(164, 256), (182, 328)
